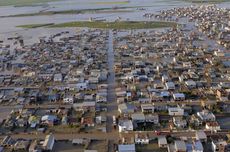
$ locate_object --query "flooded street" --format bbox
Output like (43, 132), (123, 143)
(106, 30), (117, 134)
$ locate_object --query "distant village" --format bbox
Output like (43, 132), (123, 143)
(0, 4), (229, 152)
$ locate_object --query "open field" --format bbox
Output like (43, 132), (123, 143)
(50, 21), (177, 29)
(0, 0), (61, 6)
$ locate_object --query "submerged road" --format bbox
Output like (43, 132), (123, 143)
(106, 30), (118, 132)
(106, 30), (118, 152)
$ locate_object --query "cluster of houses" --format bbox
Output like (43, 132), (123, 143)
(157, 5), (230, 49)
(0, 29), (108, 106)
(113, 26), (229, 133)
(117, 130), (230, 152)
(112, 9), (230, 151)
(0, 29), (117, 142)
(0, 4), (229, 152)
(0, 134), (106, 152)
(0, 134), (54, 152)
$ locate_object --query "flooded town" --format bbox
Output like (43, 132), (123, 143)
(0, 0), (229, 152)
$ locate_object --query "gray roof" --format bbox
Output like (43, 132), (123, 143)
(118, 144), (136, 152)
(175, 140), (186, 151)
(158, 136), (167, 145)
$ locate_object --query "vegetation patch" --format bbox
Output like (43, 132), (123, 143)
(91, 1), (130, 5)
(0, 0), (61, 6)
(17, 23), (54, 28)
(50, 21), (177, 29)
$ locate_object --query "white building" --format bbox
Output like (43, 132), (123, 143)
(168, 107), (184, 116)
(54, 74), (63, 82)
(158, 136), (167, 148)
(197, 110), (216, 122)
(165, 82), (175, 90)
(135, 134), (149, 144)
(141, 104), (154, 113)
(43, 134), (55, 151)
(63, 95), (74, 104)
(173, 93), (185, 101)
(118, 120), (133, 132)
(205, 122), (221, 132)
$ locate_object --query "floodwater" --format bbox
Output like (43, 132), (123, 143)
(0, 0), (229, 44)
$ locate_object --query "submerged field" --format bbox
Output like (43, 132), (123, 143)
(0, 0), (61, 6)
(0, 7), (133, 18)
(17, 21), (177, 29)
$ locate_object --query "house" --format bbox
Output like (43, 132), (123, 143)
(41, 115), (58, 126)
(28, 115), (40, 128)
(63, 95), (74, 104)
(165, 82), (176, 90)
(43, 134), (55, 151)
(141, 104), (154, 113)
(76, 82), (88, 90)
(135, 134), (149, 144)
(138, 98), (151, 103)
(53, 73), (63, 82)
(118, 103), (135, 114)
(118, 120), (133, 132)
(81, 117), (95, 127)
(197, 110), (216, 122)
(1, 136), (14, 147)
(118, 144), (136, 152)
(168, 107), (184, 116)
(173, 117), (187, 128)
(29, 140), (41, 152)
(173, 93), (185, 101)
(14, 140), (30, 151)
(193, 140), (204, 152)
(72, 138), (88, 145)
(190, 115), (202, 127)
(162, 75), (169, 82)
(158, 136), (167, 148)
(174, 140), (186, 152)
(96, 94), (107, 103)
(196, 131), (207, 142)
(160, 91), (170, 99)
(185, 80), (196, 89)
(95, 116), (106, 124)
(211, 139), (227, 152)
(205, 122), (221, 132)
(131, 113), (145, 123)
(74, 101), (96, 112)
(145, 114), (159, 124)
